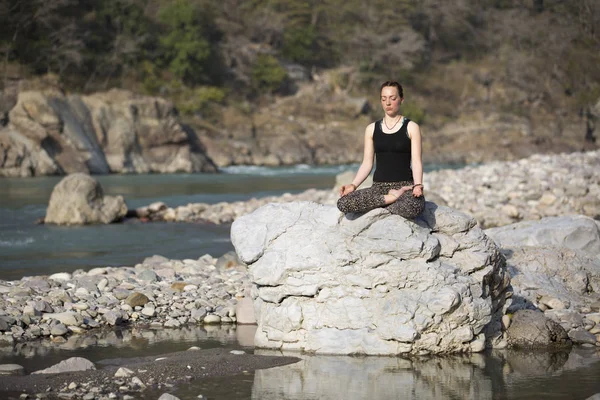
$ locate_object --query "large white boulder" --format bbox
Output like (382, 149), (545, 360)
(45, 173), (127, 225)
(231, 201), (510, 355)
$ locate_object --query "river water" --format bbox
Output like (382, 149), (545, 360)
(2, 164), (600, 399)
(1, 325), (600, 400)
(0, 164), (352, 280)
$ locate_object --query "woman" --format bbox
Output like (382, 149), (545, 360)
(337, 81), (425, 219)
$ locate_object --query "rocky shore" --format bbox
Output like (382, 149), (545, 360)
(128, 150), (599, 228)
(0, 252), (251, 346)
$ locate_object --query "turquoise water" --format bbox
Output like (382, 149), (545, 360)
(0, 165), (354, 280)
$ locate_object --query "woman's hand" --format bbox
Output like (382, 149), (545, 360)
(340, 184), (356, 196)
(412, 185), (423, 197)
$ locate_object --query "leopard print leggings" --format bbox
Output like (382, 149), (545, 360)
(337, 181), (425, 219)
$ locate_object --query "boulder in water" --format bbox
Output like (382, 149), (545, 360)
(44, 173), (127, 225)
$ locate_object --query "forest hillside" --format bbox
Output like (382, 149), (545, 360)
(1, 0), (599, 172)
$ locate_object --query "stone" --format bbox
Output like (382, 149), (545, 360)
(203, 315), (221, 325)
(44, 173), (127, 225)
(32, 357), (96, 374)
(158, 394), (180, 400)
(499, 246), (600, 314)
(231, 201), (510, 355)
(235, 297), (256, 325)
(0, 364), (25, 376)
(114, 367), (135, 378)
(42, 312), (83, 327)
(50, 324), (68, 336)
(568, 328), (598, 345)
(49, 273), (72, 281)
(502, 315), (511, 330)
(103, 311), (123, 326)
(485, 215), (600, 258)
(125, 292), (150, 308)
(505, 310), (571, 349)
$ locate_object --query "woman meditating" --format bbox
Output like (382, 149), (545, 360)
(337, 81), (425, 219)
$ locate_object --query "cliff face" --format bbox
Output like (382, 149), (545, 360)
(0, 89), (217, 177)
(1, 78), (598, 177)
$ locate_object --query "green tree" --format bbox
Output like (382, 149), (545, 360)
(157, 0), (222, 85)
(251, 54), (287, 94)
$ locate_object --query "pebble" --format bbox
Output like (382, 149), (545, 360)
(203, 315), (221, 324)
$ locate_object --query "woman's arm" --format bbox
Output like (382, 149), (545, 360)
(408, 121), (423, 197)
(340, 123), (375, 196)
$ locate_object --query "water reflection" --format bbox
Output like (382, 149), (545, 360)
(252, 348), (600, 400)
(0, 324), (256, 372)
(2, 325), (600, 399)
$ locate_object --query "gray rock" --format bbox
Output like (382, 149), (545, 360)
(506, 310), (571, 349)
(42, 312), (83, 327)
(158, 394), (180, 400)
(0, 364), (25, 376)
(103, 311), (123, 326)
(137, 270), (158, 283)
(50, 324), (68, 336)
(568, 328), (598, 345)
(485, 215), (600, 258)
(32, 357), (96, 374)
(44, 173), (127, 225)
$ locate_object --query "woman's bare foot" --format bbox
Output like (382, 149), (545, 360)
(384, 187), (410, 205)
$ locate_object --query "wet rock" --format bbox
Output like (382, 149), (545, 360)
(0, 364), (25, 376)
(568, 328), (598, 345)
(506, 310), (571, 349)
(32, 357), (96, 374)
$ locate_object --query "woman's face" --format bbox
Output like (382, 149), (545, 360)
(380, 86), (402, 116)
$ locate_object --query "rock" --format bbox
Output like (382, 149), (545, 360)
(505, 310), (571, 349)
(158, 394), (180, 400)
(231, 201), (510, 355)
(491, 243), (600, 314)
(502, 315), (511, 330)
(114, 367), (135, 378)
(44, 173), (127, 225)
(568, 328), (598, 345)
(203, 315), (221, 325)
(235, 297), (256, 325)
(0, 364), (25, 376)
(32, 357), (96, 374)
(49, 273), (72, 281)
(137, 270), (158, 283)
(42, 312), (83, 327)
(125, 292), (150, 308)
(1, 89), (217, 177)
(103, 311), (123, 326)
(230, 350), (245, 355)
(50, 324), (68, 336)
(485, 215), (600, 258)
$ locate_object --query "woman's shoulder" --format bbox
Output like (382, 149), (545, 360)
(365, 121), (378, 138)
(406, 119), (421, 139)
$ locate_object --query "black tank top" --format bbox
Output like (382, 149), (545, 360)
(373, 117), (413, 182)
